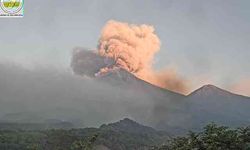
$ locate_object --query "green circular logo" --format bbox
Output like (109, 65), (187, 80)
(0, 0), (23, 14)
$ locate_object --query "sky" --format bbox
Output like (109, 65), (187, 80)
(0, 0), (249, 94)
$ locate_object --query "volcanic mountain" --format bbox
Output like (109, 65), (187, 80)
(155, 84), (250, 134)
(94, 118), (170, 149)
(186, 85), (250, 128)
(0, 61), (250, 135)
(97, 69), (184, 99)
(83, 67), (250, 134)
(71, 48), (184, 99)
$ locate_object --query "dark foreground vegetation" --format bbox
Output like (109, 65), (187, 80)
(0, 119), (249, 150)
(155, 124), (250, 150)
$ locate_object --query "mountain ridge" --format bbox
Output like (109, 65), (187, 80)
(1, 62), (250, 136)
(96, 68), (250, 99)
(100, 118), (159, 135)
(188, 84), (250, 98)
(96, 68), (185, 97)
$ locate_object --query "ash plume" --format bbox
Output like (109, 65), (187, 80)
(97, 20), (160, 75)
(71, 20), (189, 94)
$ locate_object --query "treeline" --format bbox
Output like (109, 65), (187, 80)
(0, 123), (249, 150)
(154, 123), (250, 150)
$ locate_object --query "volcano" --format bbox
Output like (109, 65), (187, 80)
(186, 84), (250, 128)
(156, 84), (250, 134)
(71, 49), (250, 134)
(83, 66), (250, 134)
(0, 61), (250, 135)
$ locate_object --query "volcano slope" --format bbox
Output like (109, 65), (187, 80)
(0, 52), (250, 135)
(71, 49), (250, 135)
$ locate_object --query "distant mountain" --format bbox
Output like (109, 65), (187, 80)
(156, 84), (250, 134)
(189, 84), (249, 98)
(100, 118), (163, 135)
(96, 118), (169, 150)
(187, 84), (250, 128)
(0, 118), (170, 150)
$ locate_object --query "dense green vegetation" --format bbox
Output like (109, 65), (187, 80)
(155, 123), (250, 150)
(0, 121), (249, 150)
(0, 129), (100, 150)
(0, 128), (164, 150)
(0, 118), (168, 150)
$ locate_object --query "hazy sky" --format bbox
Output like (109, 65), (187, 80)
(0, 0), (250, 91)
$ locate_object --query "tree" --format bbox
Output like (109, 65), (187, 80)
(157, 123), (250, 150)
(71, 134), (98, 150)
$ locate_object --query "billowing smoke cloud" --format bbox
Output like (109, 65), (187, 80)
(71, 47), (114, 78)
(97, 20), (189, 94)
(72, 20), (189, 94)
(97, 20), (160, 75)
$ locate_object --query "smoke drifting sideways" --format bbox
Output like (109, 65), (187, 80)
(71, 20), (189, 94)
